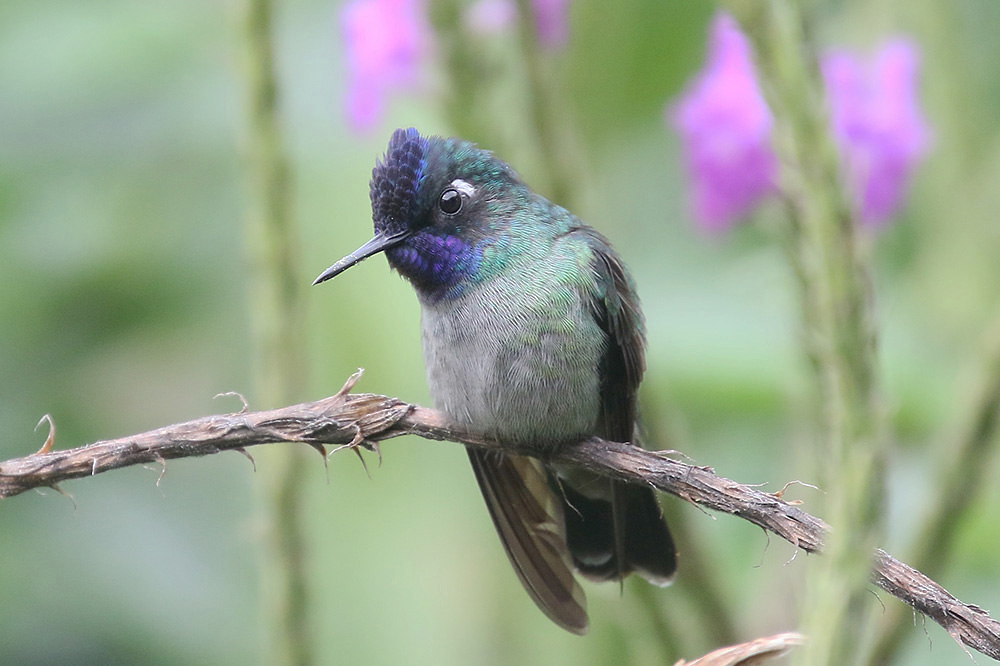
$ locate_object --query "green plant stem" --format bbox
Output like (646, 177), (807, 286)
(240, 1), (312, 665)
(723, 3), (886, 665)
(514, 0), (574, 207)
(432, 0), (578, 206)
(868, 309), (1000, 666)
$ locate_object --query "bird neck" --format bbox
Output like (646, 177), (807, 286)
(391, 198), (576, 303)
(385, 230), (483, 300)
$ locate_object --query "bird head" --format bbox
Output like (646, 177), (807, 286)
(313, 128), (523, 295)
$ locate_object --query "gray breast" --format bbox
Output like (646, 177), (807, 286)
(420, 270), (605, 450)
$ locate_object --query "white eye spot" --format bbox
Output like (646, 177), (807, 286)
(449, 179), (476, 198)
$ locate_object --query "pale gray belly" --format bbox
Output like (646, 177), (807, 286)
(420, 285), (605, 449)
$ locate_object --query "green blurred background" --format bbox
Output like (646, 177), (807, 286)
(2, 1), (1000, 664)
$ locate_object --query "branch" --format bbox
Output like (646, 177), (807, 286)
(1, 376), (998, 661)
(870, 307), (1000, 666)
(674, 632), (805, 666)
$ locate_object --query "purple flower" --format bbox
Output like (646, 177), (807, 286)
(341, 0), (429, 131)
(532, 0), (572, 49)
(669, 12), (779, 232)
(822, 40), (930, 226)
(669, 14), (930, 231)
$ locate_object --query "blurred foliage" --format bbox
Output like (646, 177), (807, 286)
(565, 0), (714, 149)
(1, 1), (1000, 665)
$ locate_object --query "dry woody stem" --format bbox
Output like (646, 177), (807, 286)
(1, 375), (998, 661)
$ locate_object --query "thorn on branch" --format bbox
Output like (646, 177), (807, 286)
(1, 390), (998, 661)
(336, 368), (365, 398)
(948, 626), (976, 662)
(772, 479), (822, 502)
(305, 443), (330, 484)
(652, 448), (688, 462)
(47, 483), (76, 510)
(330, 423), (380, 479)
(783, 543), (800, 566)
(155, 456), (168, 488)
(351, 447), (372, 479)
(214, 391), (249, 414)
(305, 442), (327, 462)
(754, 528), (772, 569)
(680, 489), (714, 519)
(869, 588), (886, 614)
(234, 447), (257, 472)
(34, 414), (56, 455)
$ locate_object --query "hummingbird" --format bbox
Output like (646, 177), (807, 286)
(313, 128), (677, 634)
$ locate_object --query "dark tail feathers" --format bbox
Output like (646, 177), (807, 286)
(562, 480), (676, 585)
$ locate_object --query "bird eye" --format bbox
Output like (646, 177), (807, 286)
(438, 188), (462, 215)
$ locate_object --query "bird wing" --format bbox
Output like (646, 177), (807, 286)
(577, 229), (676, 585)
(584, 231), (646, 441)
(467, 448), (589, 634)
